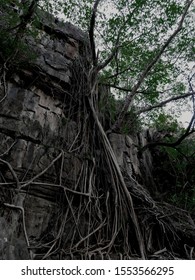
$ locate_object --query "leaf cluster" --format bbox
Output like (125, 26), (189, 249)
(152, 131), (195, 211)
(0, 1), (42, 67)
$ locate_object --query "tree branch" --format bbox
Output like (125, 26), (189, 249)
(96, 33), (121, 72)
(95, 7), (138, 72)
(137, 92), (194, 114)
(8, 0), (39, 32)
(3, 202), (33, 259)
(101, 82), (177, 95)
(140, 112), (195, 153)
(16, 0), (38, 35)
(101, 83), (132, 92)
(89, 0), (101, 66)
(0, 159), (20, 189)
(103, 65), (134, 81)
(188, 72), (195, 125)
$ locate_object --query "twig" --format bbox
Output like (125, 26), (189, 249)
(153, 247), (167, 255)
(14, 0), (39, 36)
(0, 159), (20, 189)
(59, 150), (64, 185)
(0, 140), (18, 157)
(42, 218), (67, 260)
(0, 64), (8, 104)
(140, 112), (195, 152)
(20, 151), (63, 188)
(22, 182), (96, 198)
(89, 0), (102, 66)
(137, 92), (194, 114)
(74, 218), (106, 249)
(3, 203), (33, 259)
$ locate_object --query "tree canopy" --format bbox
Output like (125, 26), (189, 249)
(43, 0), (195, 129)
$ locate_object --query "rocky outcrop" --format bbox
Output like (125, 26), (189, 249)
(0, 12), (90, 259)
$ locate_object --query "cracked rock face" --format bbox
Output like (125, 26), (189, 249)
(0, 12), (88, 260)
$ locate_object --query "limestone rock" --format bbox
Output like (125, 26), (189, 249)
(0, 9), (88, 260)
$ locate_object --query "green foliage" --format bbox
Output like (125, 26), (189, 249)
(166, 141), (195, 211)
(98, 87), (141, 134)
(38, 0), (194, 125)
(152, 112), (183, 133)
(121, 108), (141, 134)
(0, 1), (40, 66)
(153, 136), (195, 211)
(98, 88), (119, 126)
(170, 191), (195, 211)
(149, 110), (195, 211)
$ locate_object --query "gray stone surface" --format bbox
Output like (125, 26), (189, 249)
(0, 12), (87, 260)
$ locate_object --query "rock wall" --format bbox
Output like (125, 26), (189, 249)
(0, 13), (90, 259)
